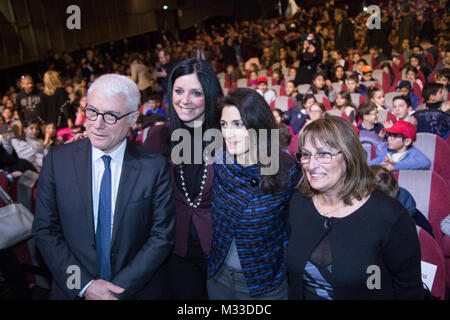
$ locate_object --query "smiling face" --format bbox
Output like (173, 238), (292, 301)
(21, 78), (33, 94)
(406, 70), (416, 81)
(286, 81), (296, 96)
(308, 103), (325, 121)
(258, 82), (268, 92)
(220, 105), (250, 158)
(45, 123), (56, 137)
(86, 89), (137, 154)
(301, 136), (346, 195)
(172, 73), (206, 127)
(371, 90), (385, 107)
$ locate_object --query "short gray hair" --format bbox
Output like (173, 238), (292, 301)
(87, 74), (140, 113)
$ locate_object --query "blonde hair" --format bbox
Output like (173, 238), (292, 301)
(43, 70), (63, 95)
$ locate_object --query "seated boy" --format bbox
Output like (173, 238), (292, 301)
(361, 65), (376, 82)
(357, 101), (384, 134)
(370, 165), (434, 237)
(141, 94), (166, 116)
(435, 68), (450, 92)
(391, 95), (417, 126)
(346, 73), (367, 97)
(422, 82), (447, 111)
(256, 76), (276, 105)
(397, 80), (420, 110)
(368, 120), (431, 170)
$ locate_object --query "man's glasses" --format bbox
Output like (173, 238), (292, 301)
(295, 151), (342, 164)
(386, 133), (406, 140)
(84, 107), (134, 125)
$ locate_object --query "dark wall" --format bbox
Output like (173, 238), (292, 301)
(0, 0), (236, 70)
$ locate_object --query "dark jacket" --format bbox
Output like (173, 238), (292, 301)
(287, 190), (423, 300)
(39, 87), (70, 129)
(15, 90), (43, 124)
(32, 139), (175, 299)
(414, 109), (450, 139)
(209, 152), (301, 296)
(396, 187), (434, 237)
(334, 19), (354, 50)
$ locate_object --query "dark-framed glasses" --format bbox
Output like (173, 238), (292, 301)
(295, 151), (342, 164)
(84, 107), (135, 125)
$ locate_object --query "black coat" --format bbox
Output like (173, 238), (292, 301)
(334, 20), (354, 50)
(287, 190), (423, 300)
(32, 139), (175, 299)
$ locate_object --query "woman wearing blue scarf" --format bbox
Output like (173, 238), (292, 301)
(207, 88), (301, 299)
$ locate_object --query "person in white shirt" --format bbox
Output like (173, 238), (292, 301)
(255, 76), (276, 105)
(32, 74), (175, 300)
(11, 119), (44, 171)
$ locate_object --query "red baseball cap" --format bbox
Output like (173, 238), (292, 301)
(257, 76), (268, 84)
(383, 120), (416, 141)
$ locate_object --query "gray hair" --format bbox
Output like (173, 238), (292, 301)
(87, 74), (140, 115)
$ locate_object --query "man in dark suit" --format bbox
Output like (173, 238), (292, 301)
(32, 74), (175, 300)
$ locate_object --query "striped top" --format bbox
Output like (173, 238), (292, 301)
(208, 152), (301, 296)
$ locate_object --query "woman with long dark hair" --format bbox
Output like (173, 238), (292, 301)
(207, 88), (301, 299)
(165, 58), (223, 300)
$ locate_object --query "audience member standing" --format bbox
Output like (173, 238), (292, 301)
(39, 71), (72, 129)
(165, 58), (223, 300)
(15, 75), (44, 125)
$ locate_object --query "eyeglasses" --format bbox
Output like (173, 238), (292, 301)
(386, 133), (406, 140)
(295, 151), (342, 164)
(84, 107), (135, 125)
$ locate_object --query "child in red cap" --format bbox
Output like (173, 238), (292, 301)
(256, 76), (276, 105)
(368, 120), (431, 171)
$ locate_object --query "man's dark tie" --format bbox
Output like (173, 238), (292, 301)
(96, 155), (112, 281)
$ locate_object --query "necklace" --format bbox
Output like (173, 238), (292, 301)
(179, 164), (208, 208)
(317, 196), (346, 217)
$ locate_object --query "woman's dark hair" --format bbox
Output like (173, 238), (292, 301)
(272, 108), (285, 123)
(215, 88), (292, 194)
(404, 65), (418, 77)
(370, 165), (399, 198)
(380, 62), (394, 77)
(310, 73), (329, 96)
(168, 58), (223, 134)
(367, 86), (383, 101)
(333, 65), (346, 82)
(358, 101), (378, 120)
(302, 93), (317, 107)
(20, 119), (41, 140)
(335, 90), (352, 109)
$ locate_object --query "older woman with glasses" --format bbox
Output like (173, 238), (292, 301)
(286, 116), (423, 300)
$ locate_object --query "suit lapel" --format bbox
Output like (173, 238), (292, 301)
(111, 142), (141, 248)
(72, 139), (95, 239)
